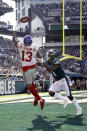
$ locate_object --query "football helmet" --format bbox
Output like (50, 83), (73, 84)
(24, 35), (32, 46)
(46, 49), (57, 59)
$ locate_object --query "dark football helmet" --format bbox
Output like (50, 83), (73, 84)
(46, 49), (57, 59)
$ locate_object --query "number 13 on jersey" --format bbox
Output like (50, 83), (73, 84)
(22, 50), (32, 62)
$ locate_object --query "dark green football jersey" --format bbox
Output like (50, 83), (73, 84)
(46, 59), (65, 81)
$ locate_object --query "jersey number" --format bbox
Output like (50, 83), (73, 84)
(22, 51), (32, 62)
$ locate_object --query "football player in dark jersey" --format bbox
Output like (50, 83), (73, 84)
(42, 49), (82, 115)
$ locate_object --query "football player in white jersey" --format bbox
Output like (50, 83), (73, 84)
(12, 31), (45, 110)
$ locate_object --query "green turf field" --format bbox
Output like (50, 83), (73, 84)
(0, 91), (87, 131)
(0, 102), (87, 131)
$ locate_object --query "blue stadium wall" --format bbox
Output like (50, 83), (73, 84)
(0, 80), (26, 95)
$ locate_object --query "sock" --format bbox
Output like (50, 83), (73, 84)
(54, 92), (66, 102)
(29, 82), (41, 101)
(72, 97), (81, 110)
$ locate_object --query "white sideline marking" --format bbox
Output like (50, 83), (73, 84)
(0, 91), (87, 104)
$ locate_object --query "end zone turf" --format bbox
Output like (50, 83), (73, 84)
(0, 102), (87, 131)
(0, 91), (87, 131)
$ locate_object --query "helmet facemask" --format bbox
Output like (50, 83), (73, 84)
(46, 49), (57, 60)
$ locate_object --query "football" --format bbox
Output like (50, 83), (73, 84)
(20, 16), (29, 23)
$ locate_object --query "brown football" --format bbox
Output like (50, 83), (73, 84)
(20, 16), (29, 23)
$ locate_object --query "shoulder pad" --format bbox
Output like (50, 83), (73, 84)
(53, 59), (60, 65)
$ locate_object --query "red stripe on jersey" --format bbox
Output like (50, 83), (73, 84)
(22, 64), (36, 72)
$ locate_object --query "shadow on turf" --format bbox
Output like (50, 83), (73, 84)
(55, 114), (85, 126)
(27, 114), (85, 131)
(27, 115), (56, 131)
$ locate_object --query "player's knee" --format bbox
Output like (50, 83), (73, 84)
(49, 91), (55, 97)
(68, 95), (73, 100)
(27, 83), (32, 88)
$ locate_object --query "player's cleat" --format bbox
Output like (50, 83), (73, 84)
(64, 98), (68, 108)
(33, 98), (38, 106)
(77, 107), (82, 115)
(40, 99), (45, 110)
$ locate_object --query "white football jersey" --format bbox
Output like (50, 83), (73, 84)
(17, 42), (38, 71)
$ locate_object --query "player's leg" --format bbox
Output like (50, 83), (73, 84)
(23, 69), (45, 109)
(54, 92), (67, 108)
(63, 77), (82, 115)
(32, 82), (45, 109)
(31, 69), (45, 109)
(49, 81), (67, 107)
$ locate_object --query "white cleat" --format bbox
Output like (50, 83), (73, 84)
(77, 107), (82, 115)
(64, 98), (68, 108)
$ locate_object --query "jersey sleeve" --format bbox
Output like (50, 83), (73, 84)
(32, 46), (38, 53)
(17, 42), (24, 48)
(54, 59), (60, 65)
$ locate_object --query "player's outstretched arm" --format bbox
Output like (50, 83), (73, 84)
(12, 31), (18, 47)
(36, 50), (44, 66)
(36, 51), (42, 59)
(43, 62), (58, 72)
